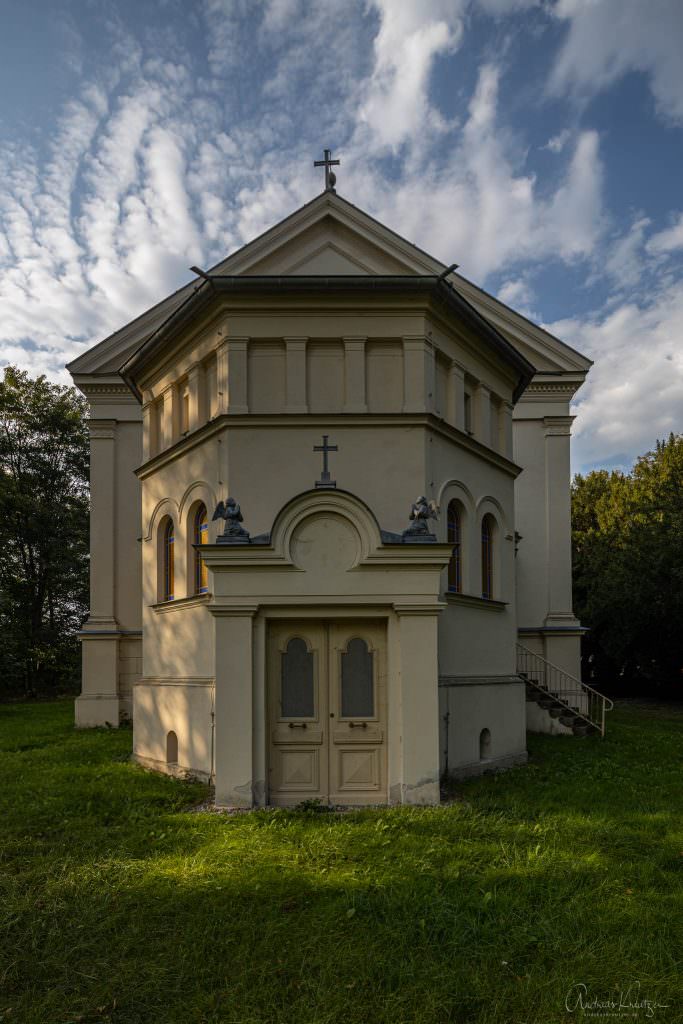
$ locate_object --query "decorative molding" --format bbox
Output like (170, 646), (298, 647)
(519, 381), (582, 404)
(439, 674), (521, 687)
(543, 415), (574, 437)
(88, 420), (117, 440)
(150, 594), (212, 613)
(445, 593), (507, 611)
(82, 383), (136, 397)
(134, 676), (214, 687)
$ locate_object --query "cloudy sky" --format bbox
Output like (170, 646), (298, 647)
(1, 0), (682, 473)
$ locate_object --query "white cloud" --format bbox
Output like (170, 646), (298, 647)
(551, 0), (683, 123)
(646, 213), (683, 255)
(543, 128), (571, 153)
(498, 278), (535, 308)
(549, 283), (683, 471)
(358, 0), (466, 150)
(603, 216), (651, 288)
(0, 0), (679, 483)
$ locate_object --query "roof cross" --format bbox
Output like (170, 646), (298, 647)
(314, 148), (340, 192)
(313, 434), (338, 489)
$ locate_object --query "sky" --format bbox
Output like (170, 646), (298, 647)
(1, 0), (682, 474)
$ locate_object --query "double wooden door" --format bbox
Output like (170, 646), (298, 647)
(268, 620), (387, 806)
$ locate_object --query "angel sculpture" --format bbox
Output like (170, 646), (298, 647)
(403, 495), (439, 539)
(212, 496), (250, 543)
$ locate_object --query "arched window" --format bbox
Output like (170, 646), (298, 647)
(447, 501), (462, 593)
(481, 514), (494, 600)
(194, 504), (209, 594)
(163, 519), (175, 601)
(166, 730), (178, 764)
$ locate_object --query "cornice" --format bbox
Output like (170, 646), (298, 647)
(135, 412), (522, 480)
(519, 380), (583, 402)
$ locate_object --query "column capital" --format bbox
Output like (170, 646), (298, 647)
(543, 415), (574, 437)
(89, 420), (117, 440)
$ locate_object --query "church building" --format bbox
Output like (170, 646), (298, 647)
(68, 158), (598, 808)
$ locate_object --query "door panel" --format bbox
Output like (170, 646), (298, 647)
(268, 620), (386, 806)
(329, 623), (386, 802)
(268, 624), (327, 804)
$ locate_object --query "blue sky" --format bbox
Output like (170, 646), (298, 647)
(1, 0), (682, 473)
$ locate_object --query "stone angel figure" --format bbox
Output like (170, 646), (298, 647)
(212, 496), (250, 543)
(403, 495), (439, 539)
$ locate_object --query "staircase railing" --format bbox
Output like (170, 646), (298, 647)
(516, 642), (614, 737)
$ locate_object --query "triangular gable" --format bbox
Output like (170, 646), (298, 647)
(68, 189), (591, 379)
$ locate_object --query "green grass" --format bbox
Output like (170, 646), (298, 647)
(0, 701), (681, 1024)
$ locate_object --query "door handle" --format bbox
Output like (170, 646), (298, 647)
(348, 722), (368, 729)
(288, 722), (308, 729)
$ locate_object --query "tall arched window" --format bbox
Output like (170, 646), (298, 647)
(481, 515), (494, 600)
(447, 501), (462, 593)
(163, 519), (175, 601)
(194, 503), (209, 594)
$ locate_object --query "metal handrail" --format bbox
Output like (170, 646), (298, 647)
(516, 641), (614, 737)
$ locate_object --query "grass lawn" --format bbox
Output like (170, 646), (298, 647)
(0, 701), (681, 1024)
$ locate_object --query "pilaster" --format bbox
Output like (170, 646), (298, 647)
(402, 336), (434, 414)
(284, 337), (308, 414)
(343, 336), (368, 413)
(161, 385), (174, 449)
(141, 391), (153, 462)
(187, 362), (204, 431)
(447, 361), (465, 430)
(392, 605), (442, 805)
(473, 383), (491, 447)
(220, 336), (249, 415)
(212, 607), (258, 807)
(502, 402), (513, 460)
(543, 416), (577, 623)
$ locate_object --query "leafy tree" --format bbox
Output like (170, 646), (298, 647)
(0, 367), (89, 698)
(572, 434), (683, 696)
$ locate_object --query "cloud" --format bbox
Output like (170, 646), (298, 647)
(550, 0), (683, 123)
(358, 0), (466, 150)
(0, 0), (679, 481)
(646, 213), (683, 255)
(549, 282), (683, 472)
(542, 129), (571, 153)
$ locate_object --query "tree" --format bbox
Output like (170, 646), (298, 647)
(0, 367), (89, 698)
(572, 434), (683, 697)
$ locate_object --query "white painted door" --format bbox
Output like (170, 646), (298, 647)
(268, 620), (386, 806)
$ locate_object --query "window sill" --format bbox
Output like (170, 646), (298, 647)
(445, 592), (507, 611)
(151, 594), (212, 613)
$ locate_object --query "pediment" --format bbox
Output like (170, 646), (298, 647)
(68, 189), (591, 384)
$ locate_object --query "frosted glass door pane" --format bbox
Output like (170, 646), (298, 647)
(341, 638), (374, 717)
(281, 638), (314, 717)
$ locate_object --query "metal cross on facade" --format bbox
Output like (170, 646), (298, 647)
(313, 434), (338, 489)
(314, 148), (340, 191)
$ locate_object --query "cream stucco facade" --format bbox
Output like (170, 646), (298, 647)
(68, 188), (591, 807)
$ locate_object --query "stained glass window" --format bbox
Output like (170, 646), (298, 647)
(163, 519), (175, 601)
(195, 504), (209, 594)
(447, 501), (462, 593)
(341, 638), (374, 718)
(281, 638), (314, 718)
(481, 515), (493, 600)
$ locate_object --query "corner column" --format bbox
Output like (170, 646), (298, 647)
(543, 415), (582, 676)
(76, 419), (121, 727)
(212, 607), (258, 807)
(392, 604), (442, 805)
